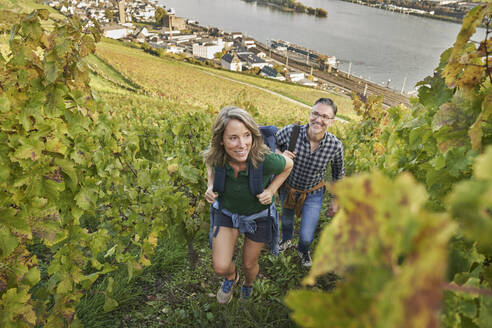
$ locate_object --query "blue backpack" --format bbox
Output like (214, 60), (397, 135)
(212, 125), (278, 196)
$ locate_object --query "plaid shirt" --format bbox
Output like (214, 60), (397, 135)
(276, 124), (345, 192)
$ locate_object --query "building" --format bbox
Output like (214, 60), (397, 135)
(103, 25), (133, 39)
(286, 70), (305, 82)
(260, 66), (285, 81)
(237, 52), (269, 69)
(242, 37), (256, 49)
(162, 14), (187, 31)
(192, 39), (225, 59)
(118, 0), (126, 24)
(221, 53), (242, 71)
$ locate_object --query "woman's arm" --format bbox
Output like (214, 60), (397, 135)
(256, 155), (293, 205)
(205, 165), (218, 204)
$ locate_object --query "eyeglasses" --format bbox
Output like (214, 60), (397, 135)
(311, 111), (335, 121)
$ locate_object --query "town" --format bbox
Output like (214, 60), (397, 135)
(44, 0), (340, 89)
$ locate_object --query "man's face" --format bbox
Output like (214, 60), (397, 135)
(309, 103), (335, 135)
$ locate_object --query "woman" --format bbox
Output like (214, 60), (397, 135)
(203, 106), (293, 303)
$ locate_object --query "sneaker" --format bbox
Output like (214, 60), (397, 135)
(216, 272), (239, 304)
(298, 250), (312, 267)
(240, 285), (253, 300)
(278, 239), (292, 252)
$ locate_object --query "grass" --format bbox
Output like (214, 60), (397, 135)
(198, 65), (357, 121)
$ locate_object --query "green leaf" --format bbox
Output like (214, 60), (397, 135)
(45, 60), (58, 83)
(0, 94), (11, 113)
(21, 267), (41, 287)
(103, 295), (118, 313)
(0, 228), (19, 258)
(74, 187), (94, 210)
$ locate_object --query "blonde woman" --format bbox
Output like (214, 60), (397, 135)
(203, 107), (293, 303)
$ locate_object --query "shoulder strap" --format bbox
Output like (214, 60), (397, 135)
(260, 125), (278, 153)
(287, 124), (300, 152)
(212, 166), (226, 194)
(248, 161), (264, 196)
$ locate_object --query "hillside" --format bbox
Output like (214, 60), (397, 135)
(91, 39), (355, 125)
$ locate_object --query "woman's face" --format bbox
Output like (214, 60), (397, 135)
(222, 119), (252, 164)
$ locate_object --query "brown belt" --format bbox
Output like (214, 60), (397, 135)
(283, 181), (325, 218)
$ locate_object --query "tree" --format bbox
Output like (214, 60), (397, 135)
(155, 7), (167, 25)
(315, 8), (327, 17)
(104, 8), (114, 22)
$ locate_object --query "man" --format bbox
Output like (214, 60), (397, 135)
(275, 98), (344, 267)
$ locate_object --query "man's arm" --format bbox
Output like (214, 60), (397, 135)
(331, 142), (345, 182)
(327, 142), (344, 217)
(276, 125), (296, 159)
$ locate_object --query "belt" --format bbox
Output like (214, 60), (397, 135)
(283, 181), (325, 218)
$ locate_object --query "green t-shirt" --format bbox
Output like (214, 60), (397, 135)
(220, 153), (286, 215)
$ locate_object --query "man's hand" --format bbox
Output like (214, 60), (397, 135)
(326, 200), (339, 217)
(282, 150), (296, 160)
(205, 186), (218, 204)
(257, 189), (274, 205)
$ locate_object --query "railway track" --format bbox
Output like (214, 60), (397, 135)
(257, 43), (412, 108)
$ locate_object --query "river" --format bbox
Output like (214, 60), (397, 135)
(158, 0), (485, 93)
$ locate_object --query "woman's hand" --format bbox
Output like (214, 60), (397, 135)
(257, 189), (274, 205)
(205, 186), (218, 204)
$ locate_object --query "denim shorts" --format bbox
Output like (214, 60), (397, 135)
(215, 213), (271, 243)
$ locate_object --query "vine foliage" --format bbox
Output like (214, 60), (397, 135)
(0, 10), (211, 327)
(286, 4), (492, 327)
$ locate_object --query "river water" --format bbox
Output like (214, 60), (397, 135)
(158, 0), (485, 93)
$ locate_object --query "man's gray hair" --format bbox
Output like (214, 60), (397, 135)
(313, 98), (337, 116)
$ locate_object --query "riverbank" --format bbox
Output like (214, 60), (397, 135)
(340, 0), (464, 25)
(243, 0), (328, 17)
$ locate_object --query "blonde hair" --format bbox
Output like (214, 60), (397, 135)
(203, 106), (270, 168)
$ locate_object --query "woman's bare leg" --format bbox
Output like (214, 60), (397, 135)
(212, 226), (239, 280)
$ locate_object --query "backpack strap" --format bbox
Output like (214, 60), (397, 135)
(260, 125), (278, 153)
(212, 166), (226, 194)
(248, 161), (264, 196)
(288, 124), (300, 152)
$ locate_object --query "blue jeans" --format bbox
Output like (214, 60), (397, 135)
(279, 188), (324, 254)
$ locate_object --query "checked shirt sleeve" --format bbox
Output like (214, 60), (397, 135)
(331, 140), (345, 182)
(275, 125), (293, 152)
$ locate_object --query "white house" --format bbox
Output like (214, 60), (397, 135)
(103, 25), (132, 40)
(221, 53), (242, 72)
(286, 70), (305, 82)
(192, 38), (225, 59)
(166, 45), (185, 54)
(242, 37), (256, 49)
(298, 78), (317, 87)
(237, 52), (268, 69)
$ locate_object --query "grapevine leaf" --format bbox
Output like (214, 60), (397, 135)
(474, 145), (492, 180)
(478, 295), (492, 328)
(21, 267), (41, 287)
(447, 147), (492, 252)
(74, 187), (95, 210)
(45, 60), (58, 83)
(0, 288), (36, 325)
(468, 92), (492, 153)
(0, 228), (18, 257)
(0, 94), (11, 113)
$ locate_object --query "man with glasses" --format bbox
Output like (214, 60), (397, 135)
(275, 98), (344, 267)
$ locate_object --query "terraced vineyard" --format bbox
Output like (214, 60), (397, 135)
(94, 40), (353, 126)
